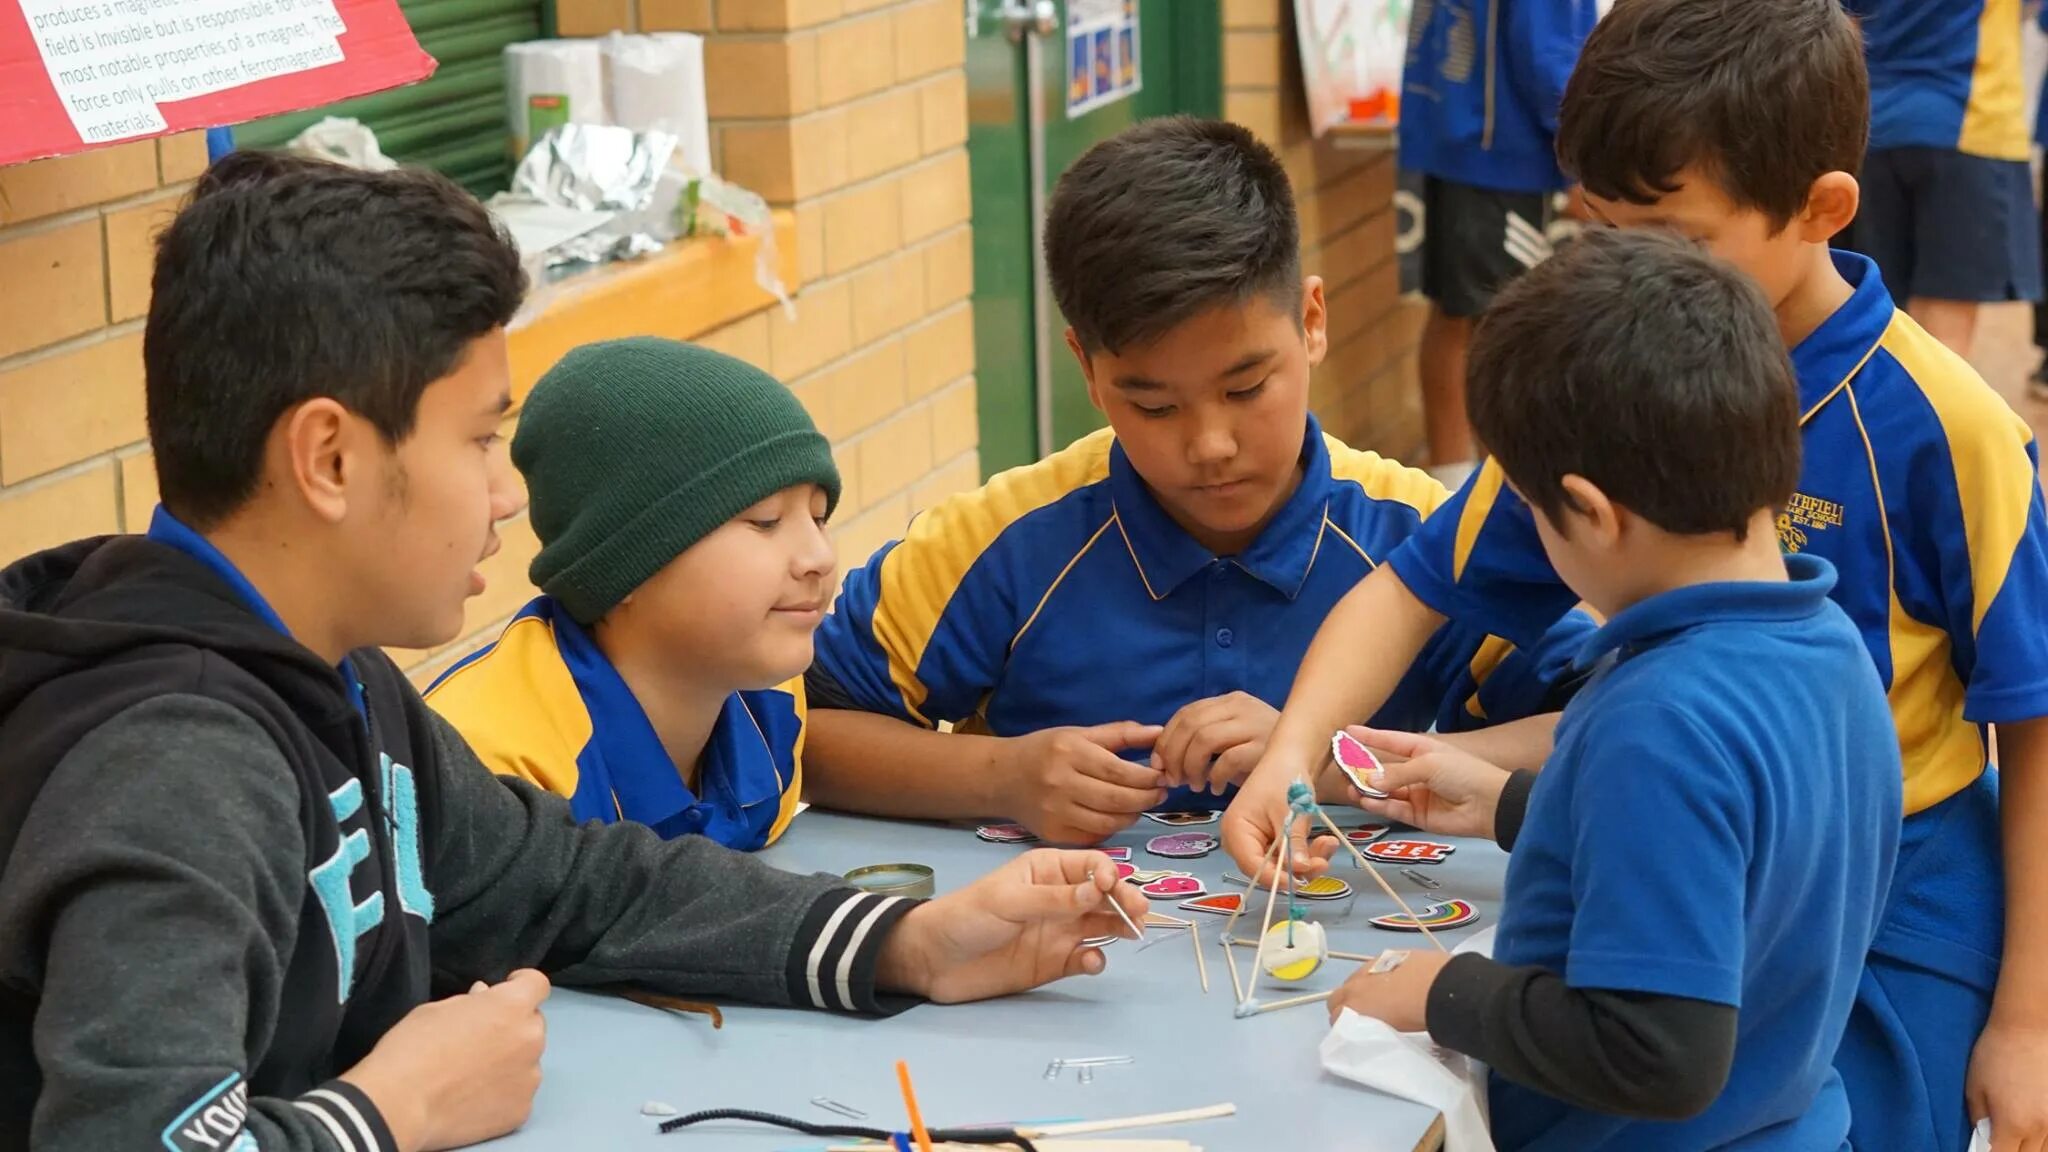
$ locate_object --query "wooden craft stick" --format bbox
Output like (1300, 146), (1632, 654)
(823, 1131), (1196, 1139)
(1027, 1103), (1238, 1138)
(1314, 805), (1445, 952)
(1241, 989), (1333, 1016)
(1191, 919), (1209, 994)
(1328, 949), (1380, 962)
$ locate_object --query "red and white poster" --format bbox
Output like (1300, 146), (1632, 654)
(0, 0), (433, 167)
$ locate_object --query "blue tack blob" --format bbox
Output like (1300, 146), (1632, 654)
(1234, 1001), (1259, 1018)
(1286, 779), (1317, 816)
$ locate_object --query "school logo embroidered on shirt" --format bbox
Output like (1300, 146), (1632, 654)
(1778, 492), (1844, 553)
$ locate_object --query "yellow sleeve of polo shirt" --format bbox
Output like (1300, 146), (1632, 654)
(423, 615), (592, 802)
(762, 674), (807, 844)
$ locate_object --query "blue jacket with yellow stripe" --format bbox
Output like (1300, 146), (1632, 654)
(1846, 0), (2030, 161)
(425, 597), (805, 850)
(811, 416), (1594, 810)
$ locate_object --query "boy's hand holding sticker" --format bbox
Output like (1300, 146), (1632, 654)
(996, 721), (1166, 846)
(1338, 727), (1514, 842)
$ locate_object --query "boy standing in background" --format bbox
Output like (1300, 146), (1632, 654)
(1842, 0), (2041, 358)
(1399, 0), (1597, 475)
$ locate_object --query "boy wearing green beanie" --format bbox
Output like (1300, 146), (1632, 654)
(428, 336), (838, 850)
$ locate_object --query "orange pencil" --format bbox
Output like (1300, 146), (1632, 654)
(895, 1060), (935, 1152)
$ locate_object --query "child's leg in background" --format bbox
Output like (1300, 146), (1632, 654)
(1837, 771), (2004, 1152)
(1416, 175), (1552, 481)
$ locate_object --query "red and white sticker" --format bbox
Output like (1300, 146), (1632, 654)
(1361, 839), (1458, 865)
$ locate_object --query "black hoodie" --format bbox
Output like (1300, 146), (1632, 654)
(0, 537), (916, 1152)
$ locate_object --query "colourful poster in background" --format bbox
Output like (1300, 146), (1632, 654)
(1293, 0), (1409, 137)
(0, 0), (433, 166)
(1066, 0), (1139, 118)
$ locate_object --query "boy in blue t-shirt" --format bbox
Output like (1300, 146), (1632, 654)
(1327, 227), (1901, 1151)
(1233, 1), (2048, 1147)
(1399, 0), (1596, 472)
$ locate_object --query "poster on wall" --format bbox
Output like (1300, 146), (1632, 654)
(1066, 0), (1139, 119)
(0, 0), (434, 166)
(1294, 0), (1409, 137)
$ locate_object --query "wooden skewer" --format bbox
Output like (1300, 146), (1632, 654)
(1241, 989), (1333, 1016)
(1240, 813), (1293, 1009)
(1191, 919), (1209, 993)
(1222, 922), (1245, 1002)
(1220, 834), (1281, 1005)
(1027, 1104), (1238, 1138)
(1328, 949), (1381, 962)
(1314, 804), (1445, 952)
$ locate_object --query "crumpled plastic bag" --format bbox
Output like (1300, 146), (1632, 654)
(286, 117), (398, 171)
(1318, 926), (1498, 1152)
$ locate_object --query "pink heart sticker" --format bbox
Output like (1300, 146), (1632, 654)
(1139, 875), (1205, 899)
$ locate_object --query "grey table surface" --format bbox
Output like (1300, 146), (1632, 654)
(483, 809), (1505, 1151)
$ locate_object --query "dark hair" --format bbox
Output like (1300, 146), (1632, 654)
(1044, 116), (1301, 354)
(1466, 228), (1800, 541)
(1557, 0), (1867, 228)
(144, 151), (527, 527)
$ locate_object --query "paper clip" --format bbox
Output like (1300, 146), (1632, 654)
(812, 1096), (867, 1120)
(1399, 867), (1440, 890)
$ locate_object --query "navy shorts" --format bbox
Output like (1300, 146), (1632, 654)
(1418, 176), (1554, 318)
(1846, 146), (2043, 304)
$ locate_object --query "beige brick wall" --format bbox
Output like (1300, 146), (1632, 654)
(1222, 1), (1424, 460)
(0, 4), (975, 690)
(0, 134), (208, 567)
(559, 0), (979, 575)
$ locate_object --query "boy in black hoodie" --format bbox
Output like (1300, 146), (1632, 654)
(0, 152), (1147, 1152)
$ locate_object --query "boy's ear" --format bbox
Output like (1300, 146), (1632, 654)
(1796, 172), (1860, 245)
(1557, 473), (1623, 550)
(1301, 275), (1329, 367)
(1067, 327), (1108, 415)
(279, 398), (358, 525)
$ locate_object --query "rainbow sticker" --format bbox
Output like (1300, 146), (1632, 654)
(1370, 899), (1479, 932)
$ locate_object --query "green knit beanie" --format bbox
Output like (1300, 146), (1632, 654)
(516, 337), (840, 624)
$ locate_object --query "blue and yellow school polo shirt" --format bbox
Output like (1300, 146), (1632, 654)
(1387, 250), (2048, 820)
(1491, 554), (1900, 1151)
(810, 416), (1594, 809)
(1844, 0), (2029, 161)
(425, 596), (804, 850)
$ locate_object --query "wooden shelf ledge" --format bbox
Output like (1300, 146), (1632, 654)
(506, 208), (800, 402)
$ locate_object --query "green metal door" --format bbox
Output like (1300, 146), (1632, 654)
(968, 0), (1222, 478)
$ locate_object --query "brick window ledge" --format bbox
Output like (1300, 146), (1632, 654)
(506, 209), (802, 401)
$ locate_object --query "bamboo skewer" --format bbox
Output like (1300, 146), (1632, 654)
(1190, 919), (1209, 993)
(1239, 814), (1294, 1010)
(1239, 989), (1332, 1016)
(1313, 804), (1445, 953)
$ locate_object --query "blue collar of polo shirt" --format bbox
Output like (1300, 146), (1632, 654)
(1107, 414), (1335, 601)
(1791, 251), (1895, 422)
(1574, 552), (1839, 672)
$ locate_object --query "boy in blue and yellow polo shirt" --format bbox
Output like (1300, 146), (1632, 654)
(802, 117), (1592, 847)
(428, 339), (839, 850)
(1840, 0), (2041, 356)
(1230, 3), (2048, 1149)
